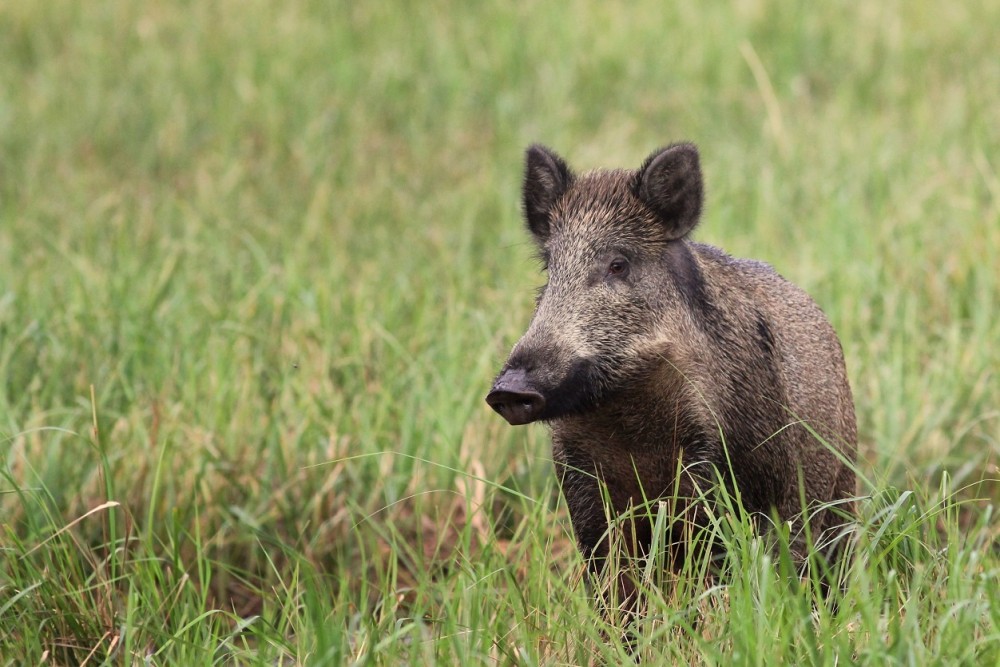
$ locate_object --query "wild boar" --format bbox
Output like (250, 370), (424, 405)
(486, 142), (857, 602)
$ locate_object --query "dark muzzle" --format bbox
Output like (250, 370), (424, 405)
(485, 368), (545, 425)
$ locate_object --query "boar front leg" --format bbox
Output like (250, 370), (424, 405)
(555, 456), (648, 623)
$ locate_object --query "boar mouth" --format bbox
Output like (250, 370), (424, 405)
(486, 358), (606, 425)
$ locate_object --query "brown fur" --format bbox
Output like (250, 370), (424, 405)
(487, 143), (857, 605)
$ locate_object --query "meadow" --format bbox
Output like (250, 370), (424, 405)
(1, 1), (998, 664)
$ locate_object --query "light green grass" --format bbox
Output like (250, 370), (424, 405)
(1, 0), (998, 664)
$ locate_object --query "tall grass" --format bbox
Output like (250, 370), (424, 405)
(1, 0), (998, 663)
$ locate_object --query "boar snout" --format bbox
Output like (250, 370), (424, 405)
(486, 367), (546, 425)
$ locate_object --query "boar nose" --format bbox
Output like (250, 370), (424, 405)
(486, 368), (546, 425)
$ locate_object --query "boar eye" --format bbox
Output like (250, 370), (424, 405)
(606, 257), (630, 279)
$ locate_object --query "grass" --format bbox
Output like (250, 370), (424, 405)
(1, 0), (998, 663)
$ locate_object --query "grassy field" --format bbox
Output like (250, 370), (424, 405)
(1, 0), (998, 664)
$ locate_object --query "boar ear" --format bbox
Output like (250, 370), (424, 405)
(523, 144), (574, 242)
(636, 143), (703, 240)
